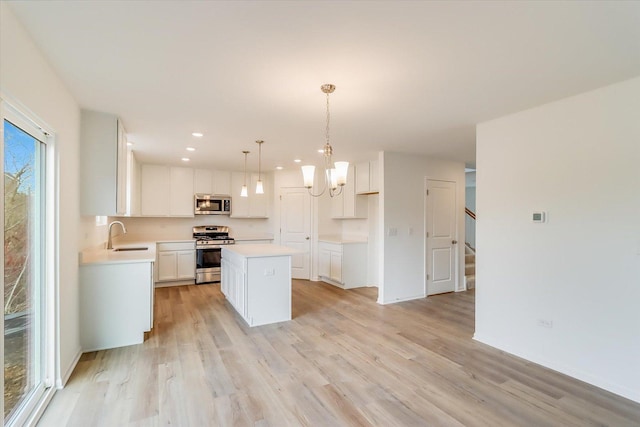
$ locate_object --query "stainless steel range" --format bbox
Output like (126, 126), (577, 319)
(193, 225), (235, 284)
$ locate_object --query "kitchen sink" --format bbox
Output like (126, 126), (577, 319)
(113, 247), (148, 252)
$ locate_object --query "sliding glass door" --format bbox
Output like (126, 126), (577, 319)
(3, 111), (49, 425)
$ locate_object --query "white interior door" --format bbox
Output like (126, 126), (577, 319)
(280, 188), (311, 279)
(426, 180), (457, 295)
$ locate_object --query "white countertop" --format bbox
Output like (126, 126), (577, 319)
(222, 244), (302, 258)
(232, 234), (274, 241)
(80, 243), (156, 265)
(318, 235), (368, 244)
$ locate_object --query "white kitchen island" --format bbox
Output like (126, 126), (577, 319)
(221, 244), (298, 327)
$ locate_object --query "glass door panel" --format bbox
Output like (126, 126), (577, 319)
(4, 118), (46, 423)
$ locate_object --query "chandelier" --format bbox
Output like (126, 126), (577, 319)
(301, 84), (348, 197)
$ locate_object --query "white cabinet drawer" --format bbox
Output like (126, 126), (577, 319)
(157, 242), (194, 252)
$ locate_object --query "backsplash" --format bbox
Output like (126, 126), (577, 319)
(108, 215), (273, 242)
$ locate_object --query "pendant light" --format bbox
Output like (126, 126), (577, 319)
(241, 150), (249, 197)
(255, 140), (264, 194)
(301, 84), (348, 197)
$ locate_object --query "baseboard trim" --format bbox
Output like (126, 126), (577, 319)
(57, 347), (82, 388)
(378, 293), (425, 305)
(473, 333), (640, 404)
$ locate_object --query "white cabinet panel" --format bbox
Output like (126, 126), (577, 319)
(222, 247), (291, 327)
(80, 262), (153, 351)
(169, 167), (194, 217)
(157, 251), (177, 281)
(177, 250), (196, 279)
(80, 110), (129, 216)
(330, 251), (342, 283)
(156, 242), (195, 283)
(195, 169), (232, 196)
(141, 165), (170, 216)
(194, 169), (213, 194)
(213, 170), (232, 195)
(318, 241), (367, 289)
(141, 165), (194, 217)
(331, 164), (367, 218)
(319, 249), (331, 278)
(356, 160), (380, 194)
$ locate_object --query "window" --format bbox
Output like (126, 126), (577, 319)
(2, 103), (53, 427)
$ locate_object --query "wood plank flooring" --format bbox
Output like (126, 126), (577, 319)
(37, 281), (640, 426)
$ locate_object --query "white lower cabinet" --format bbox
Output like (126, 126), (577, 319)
(80, 261), (154, 351)
(221, 246), (292, 327)
(318, 240), (368, 289)
(156, 242), (195, 283)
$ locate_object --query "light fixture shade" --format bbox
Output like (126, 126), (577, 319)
(334, 161), (349, 186)
(301, 165), (315, 188)
(255, 180), (264, 194)
(240, 185), (248, 197)
(328, 168), (338, 190)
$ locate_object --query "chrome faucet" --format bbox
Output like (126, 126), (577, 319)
(107, 221), (127, 250)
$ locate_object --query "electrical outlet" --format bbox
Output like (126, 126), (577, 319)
(388, 227), (398, 237)
(264, 268), (275, 276)
(537, 319), (553, 329)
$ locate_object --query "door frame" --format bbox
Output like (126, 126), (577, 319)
(424, 178), (460, 296)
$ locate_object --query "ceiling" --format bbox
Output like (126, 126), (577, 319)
(7, 1), (640, 171)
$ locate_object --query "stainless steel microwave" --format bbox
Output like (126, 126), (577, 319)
(194, 194), (231, 215)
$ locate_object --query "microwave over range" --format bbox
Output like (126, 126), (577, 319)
(194, 194), (231, 215)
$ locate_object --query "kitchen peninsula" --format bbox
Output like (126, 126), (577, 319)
(221, 244), (299, 327)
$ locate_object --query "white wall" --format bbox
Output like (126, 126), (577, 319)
(380, 151), (465, 304)
(1, 3), (82, 386)
(475, 76), (640, 403)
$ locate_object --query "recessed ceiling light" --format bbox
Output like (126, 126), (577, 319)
(126, 142), (134, 146)
(186, 147), (196, 152)
(294, 159), (302, 163)
(317, 149), (324, 153)
(192, 132), (203, 137)
(181, 157), (190, 162)
(276, 166), (283, 170)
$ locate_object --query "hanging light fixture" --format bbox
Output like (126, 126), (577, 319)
(302, 84), (348, 197)
(241, 150), (250, 197)
(255, 140), (264, 194)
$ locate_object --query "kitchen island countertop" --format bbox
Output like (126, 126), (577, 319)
(222, 244), (302, 258)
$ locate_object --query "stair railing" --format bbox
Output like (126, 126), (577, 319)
(465, 207), (476, 220)
(465, 207), (476, 251)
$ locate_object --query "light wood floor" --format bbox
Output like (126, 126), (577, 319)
(38, 281), (640, 426)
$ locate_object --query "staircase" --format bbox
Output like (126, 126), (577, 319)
(465, 244), (475, 290)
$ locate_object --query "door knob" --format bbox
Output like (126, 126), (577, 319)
(452, 240), (458, 244)
(305, 237), (310, 240)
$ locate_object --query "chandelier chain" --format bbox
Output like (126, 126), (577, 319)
(326, 91), (331, 147)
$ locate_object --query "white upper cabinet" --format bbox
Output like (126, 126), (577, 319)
(140, 165), (170, 216)
(194, 169), (213, 194)
(80, 109), (129, 216)
(169, 167), (194, 216)
(331, 164), (367, 219)
(141, 165), (194, 216)
(194, 169), (231, 196)
(230, 172), (269, 218)
(355, 160), (379, 194)
(213, 170), (232, 195)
